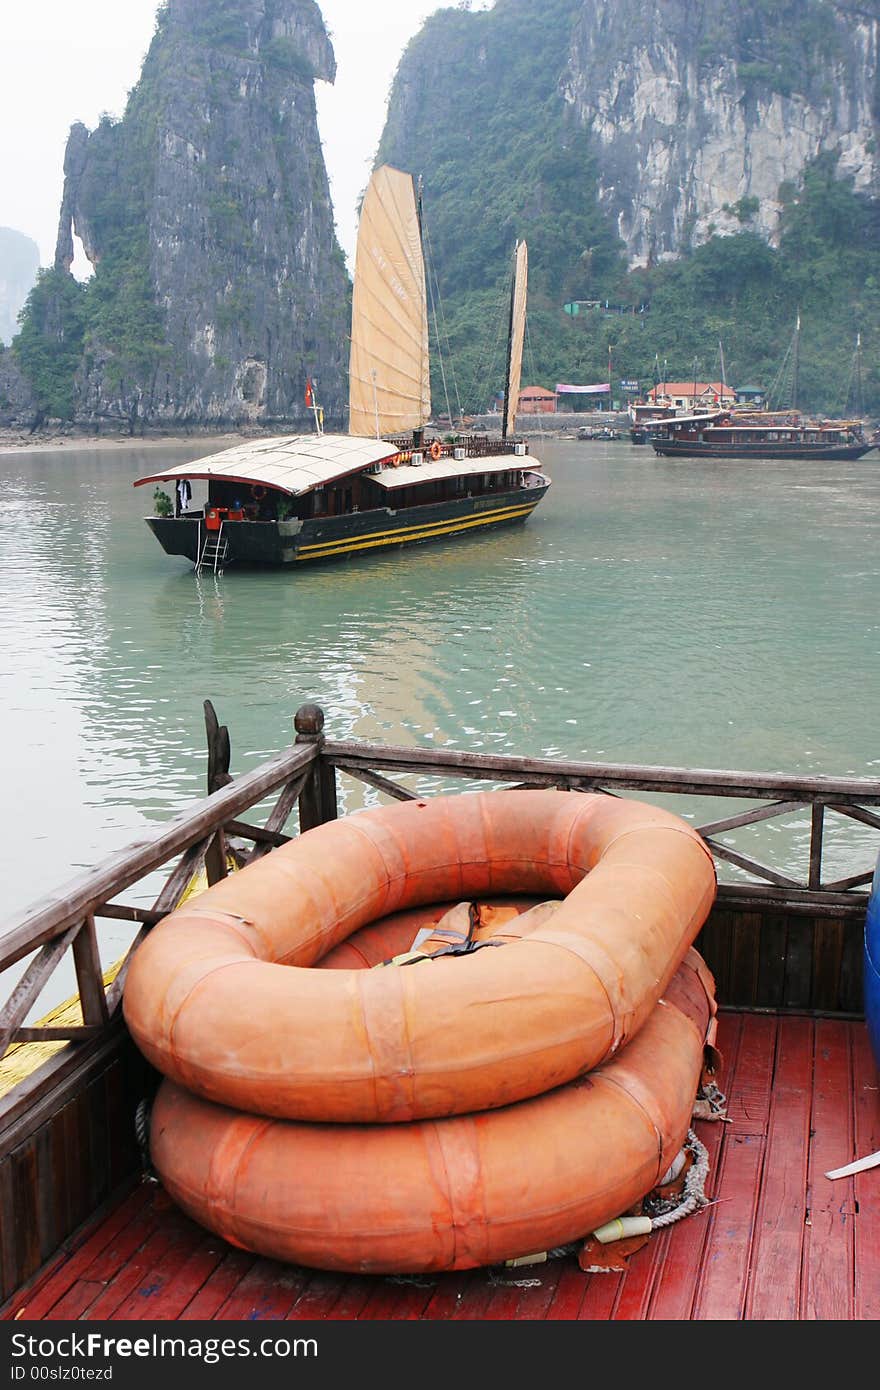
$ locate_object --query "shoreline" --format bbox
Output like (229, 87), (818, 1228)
(0, 428), (245, 457)
(0, 409), (632, 456)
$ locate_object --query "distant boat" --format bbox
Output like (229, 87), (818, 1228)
(133, 166), (550, 571)
(577, 425), (621, 441)
(649, 409), (876, 461)
(649, 316), (874, 461)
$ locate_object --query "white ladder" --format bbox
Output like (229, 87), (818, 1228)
(197, 523), (228, 575)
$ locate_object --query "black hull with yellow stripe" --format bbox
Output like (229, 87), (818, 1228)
(146, 480), (550, 569)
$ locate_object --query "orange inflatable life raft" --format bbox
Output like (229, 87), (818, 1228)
(123, 790), (717, 1123)
(149, 947), (718, 1274)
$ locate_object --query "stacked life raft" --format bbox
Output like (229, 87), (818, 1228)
(123, 789), (721, 1273)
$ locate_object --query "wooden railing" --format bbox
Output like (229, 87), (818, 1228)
(2, 700), (879, 1069)
(2, 698), (878, 1307)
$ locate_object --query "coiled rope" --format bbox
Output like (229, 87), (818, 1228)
(644, 1128), (710, 1227)
(135, 1098), (157, 1182)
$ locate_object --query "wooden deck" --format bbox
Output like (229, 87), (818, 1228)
(4, 1010), (879, 1323)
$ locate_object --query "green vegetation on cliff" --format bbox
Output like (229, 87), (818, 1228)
(377, 2), (879, 418)
(14, 270), (86, 421)
(538, 153), (880, 417)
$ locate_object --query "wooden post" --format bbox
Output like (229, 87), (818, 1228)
(295, 703), (338, 832)
(203, 699), (231, 884)
(71, 914), (110, 1026)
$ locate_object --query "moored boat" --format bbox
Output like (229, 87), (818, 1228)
(133, 167), (550, 571)
(650, 408), (876, 460)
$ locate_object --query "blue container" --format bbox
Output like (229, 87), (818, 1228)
(865, 857), (880, 1073)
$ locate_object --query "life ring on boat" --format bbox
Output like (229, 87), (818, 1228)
(430, 439), (442, 461)
(148, 946), (718, 1273)
(250, 484), (267, 500)
(123, 789), (716, 1124)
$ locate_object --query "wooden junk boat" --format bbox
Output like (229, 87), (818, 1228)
(2, 702), (879, 1321)
(132, 166), (549, 573)
(649, 409), (877, 461)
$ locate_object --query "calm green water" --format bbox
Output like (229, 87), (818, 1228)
(2, 435), (880, 979)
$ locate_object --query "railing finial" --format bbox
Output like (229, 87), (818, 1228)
(295, 703), (325, 740)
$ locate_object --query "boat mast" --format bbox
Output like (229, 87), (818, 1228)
(415, 175), (427, 441)
(501, 246), (517, 443)
(792, 310), (800, 412)
(501, 241), (528, 443)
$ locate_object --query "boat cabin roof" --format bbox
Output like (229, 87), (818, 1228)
(132, 434), (401, 497)
(658, 411), (726, 427)
(372, 453), (529, 490)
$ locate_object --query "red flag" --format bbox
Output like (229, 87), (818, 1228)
(305, 378), (314, 407)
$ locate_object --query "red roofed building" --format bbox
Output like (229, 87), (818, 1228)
(518, 385), (557, 414)
(646, 381), (736, 412)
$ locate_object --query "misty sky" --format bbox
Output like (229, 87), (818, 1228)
(0, 1), (490, 273)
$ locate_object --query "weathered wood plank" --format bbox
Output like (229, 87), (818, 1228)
(12, 1026), (102, 1044)
(0, 922), (81, 1056)
(812, 919), (845, 1013)
(693, 1012), (768, 1320)
(2, 1181), (149, 1319)
(323, 738), (880, 803)
(695, 800), (805, 837)
(782, 920), (816, 1010)
(728, 911), (761, 1006)
(852, 1022), (880, 1321)
(175, 1249), (256, 1320)
(755, 912), (787, 1010)
(244, 769), (310, 864)
(130, 1234), (228, 1321)
(809, 804), (824, 890)
(334, 763), (422, 802)
(744, 1015), (813, 1319)
(801, 1019), (854, 1319)
(704, 839), (805, 891)
(72, 915), (109, 1027)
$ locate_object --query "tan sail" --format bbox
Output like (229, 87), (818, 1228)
(348, 166), (431, 438)
(503, 241), (528, 440)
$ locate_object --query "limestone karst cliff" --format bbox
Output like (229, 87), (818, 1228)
(45, 0), (350, 428)
(379, 0), (879, 272)
(566, 0), (880, 267)
(375, 0), (880, 415)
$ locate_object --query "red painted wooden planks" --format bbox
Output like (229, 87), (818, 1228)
(801, 1018), (855, 1320)
(744, 1015), (813, 1320)
(176, 1249), (256, 1320)
(851, 1023), (880, 1321)
(285, 1272), (347, 1320)
(5, 1181), (151, 1320)
(692, 1012), (773, 1320)
(544, 1264), (589, 1319)
(5, 1015), (875, 1323)
(214, 1259), (307, 1321)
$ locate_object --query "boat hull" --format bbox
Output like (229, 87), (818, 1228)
(148, 949), (716, 1274)
(651, 440), (874, 461)
(145, 482), (549, 568)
